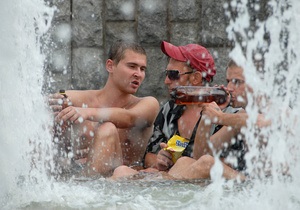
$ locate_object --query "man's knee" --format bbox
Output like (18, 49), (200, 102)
(90, 122), (121, 157)
(198, 154), (215, 165)
(193, 155), (215, 172)
(111, 165), (138, 179)
(174, 155), (215, 169)
(169, 156), (195, 175)
(95, 122), (118, 137)
(93, 122), (120, 146)
(176, 156), (195, 165)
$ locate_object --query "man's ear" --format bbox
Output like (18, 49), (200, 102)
(191, 71), (203, 85)
(106, 59), (114, 73)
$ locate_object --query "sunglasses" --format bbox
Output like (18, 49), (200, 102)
(165, 70), (194, 81)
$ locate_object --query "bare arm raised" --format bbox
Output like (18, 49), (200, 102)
(193, 101), (272, 159)
(201, 102), (271, 129)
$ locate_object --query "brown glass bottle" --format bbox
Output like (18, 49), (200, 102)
(58, 90), (71, 132)
(59, 89), (69, 109)
(170, 86), (229, 105)
(54, 90), (72, 157)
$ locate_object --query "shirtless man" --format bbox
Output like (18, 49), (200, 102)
(49, 40), (160, 177)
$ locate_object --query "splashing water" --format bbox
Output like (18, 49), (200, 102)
(0, 0), (55, 207)
(1, 0), (300, 209)
(226, 0), (300, 207)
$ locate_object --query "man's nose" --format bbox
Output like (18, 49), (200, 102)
(227, 83), (234, 91)
(134, 68), (144, 77)
(164, 75), (171, 85)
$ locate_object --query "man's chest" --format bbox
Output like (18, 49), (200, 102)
(177, 115), (199, 139)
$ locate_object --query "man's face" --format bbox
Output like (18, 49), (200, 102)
(112, 49), (147, 94)
(226, 66), (252, 108)
(164, 58), (193, 93)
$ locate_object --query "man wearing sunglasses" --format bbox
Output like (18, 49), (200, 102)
(111, 41), (245, 180)
(144, 41), (245, 180)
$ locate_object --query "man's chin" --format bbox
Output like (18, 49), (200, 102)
(129, 88), (138, 94)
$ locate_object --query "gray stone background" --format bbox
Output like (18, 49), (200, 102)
(43, 0), (269, 103)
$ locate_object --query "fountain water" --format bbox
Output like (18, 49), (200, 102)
(224, 0), (300, 208)
(227, 0), (300, 177)
(0, 0), (55, 207)
(1, 0), (299, 209)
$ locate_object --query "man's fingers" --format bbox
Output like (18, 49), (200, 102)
(50, 105), (62, 112)
(159, 148), (172, 158)
(48, 93), (64, 105)
(60, 108), (74, 121)
(48, 98), (63, 106)
(157, 150), (173, 167)
(157, 159), (168, 167)
(48, 94), (65, 114)
(160, 142), (168, 149)
(161, 152), (172, 160)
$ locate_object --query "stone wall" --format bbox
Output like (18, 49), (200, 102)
(43, 0), (268, 103)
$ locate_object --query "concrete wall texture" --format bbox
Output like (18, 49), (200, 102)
(44, 0), (268, 103)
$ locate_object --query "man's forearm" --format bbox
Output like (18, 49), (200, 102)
(218, 112), (248, 129)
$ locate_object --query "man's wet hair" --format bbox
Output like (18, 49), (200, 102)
(108, 40), (146, 64)
(227, 59), (239, 68)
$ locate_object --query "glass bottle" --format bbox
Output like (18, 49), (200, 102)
(54, 90), (72, 159)
(170, 86), (229, 105)
(59, 89), (69, 109)
(58, 90), (71, 132)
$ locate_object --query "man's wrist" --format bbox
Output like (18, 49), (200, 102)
(217, 112), (225, 125)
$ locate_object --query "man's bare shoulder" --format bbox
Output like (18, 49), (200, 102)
(130, 95), (159, 107)
(132, 96), (160, 117)
(140, 96), (159, 102)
